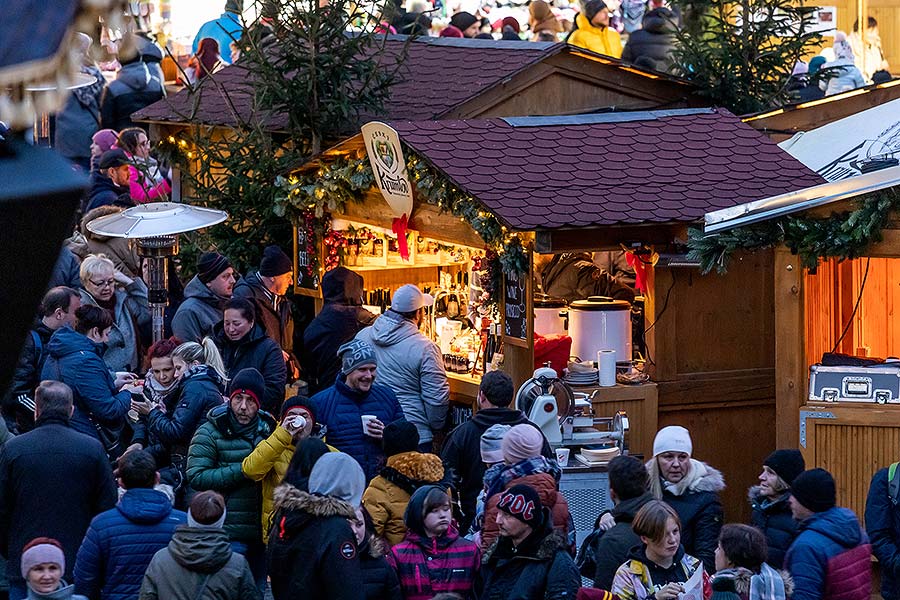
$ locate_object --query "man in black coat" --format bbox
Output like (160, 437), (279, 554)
(478, 484), (580, 600)
(2, 287), (81, 434)
(267, 452), (365, 600)
(302, 267), (376, 395)
(233, 245), (297, 376)
(441, 370), (553, 534)
(866, 462), (900, 600)
(98, 34), (165, 132)
(621, 8), (678, 73)
(592, 455), (654, 590)
(85, 149), (134, 212)
(0, 381), (116, 600)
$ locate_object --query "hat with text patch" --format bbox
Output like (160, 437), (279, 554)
(497, 483), (544, 530)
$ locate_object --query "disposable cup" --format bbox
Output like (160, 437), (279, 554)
(555, 447), (571, 467)
(361, 414), (377, 435)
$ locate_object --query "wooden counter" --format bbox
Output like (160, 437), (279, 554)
(572, 382), (659, 458)
(799, 403), (900, 519)
(447, 372), (481, 406)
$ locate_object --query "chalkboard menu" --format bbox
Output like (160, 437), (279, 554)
(294, 226), (320, 291)
(502, 256), (531, 348)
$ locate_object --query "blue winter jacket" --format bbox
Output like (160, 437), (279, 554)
(192, 12), (241, 64)
(311, 376), (404, 481)
(41, 326), (131, 441)
(784, 506), (870, 600)
(74, 487), (186, 600)
(866, 467), (900, 599)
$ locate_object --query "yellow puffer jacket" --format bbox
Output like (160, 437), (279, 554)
(362, 451), (445, 546)
(567, 13), (623, 58)
(242, 428), (336, 543)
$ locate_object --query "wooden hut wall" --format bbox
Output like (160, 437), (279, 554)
(646, 251), (777, 523)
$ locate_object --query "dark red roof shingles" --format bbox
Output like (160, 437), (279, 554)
(133, 37), (556, 127)
(389, 108), (827, 229)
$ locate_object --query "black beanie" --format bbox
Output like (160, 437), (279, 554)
(791, 468), (836, 513)
(497, 483), (544, 530)
(197, 252), (232, 284)
(228, 368), (265, 408)
(281, 395), (316, 423)
(450, 11), (478, 33)
(583, 0), (608, 22)
(259, 245), (292, 277)
(764, 449), (805, 486)
(382, 419), (420, 457)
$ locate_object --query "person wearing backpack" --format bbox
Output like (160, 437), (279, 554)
(866, 461), (900, 600)
(3, 287), (81, 434)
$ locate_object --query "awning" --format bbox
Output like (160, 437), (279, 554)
(778, 97), (900, 182)
(703, 165), (900, 234)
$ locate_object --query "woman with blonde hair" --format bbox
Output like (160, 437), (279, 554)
(130, 338), (226, 505)
(79, 253), (150, 373)
(646, 426), (724, 573)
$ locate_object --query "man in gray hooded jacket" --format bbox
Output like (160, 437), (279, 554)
(355, 284), (448, 452)
(172, 252), (235, 343)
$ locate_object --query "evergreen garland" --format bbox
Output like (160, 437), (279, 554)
(687, 188), (900, 274)
(275, 149), (530, 276)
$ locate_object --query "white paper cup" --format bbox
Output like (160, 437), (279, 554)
(555, 447), (571, 467)
(361, 414), (377, 435)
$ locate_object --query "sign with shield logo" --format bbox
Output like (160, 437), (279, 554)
(361, 122), (413, 219)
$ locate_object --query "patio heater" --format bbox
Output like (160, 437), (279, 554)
(87, 202), (228, 342)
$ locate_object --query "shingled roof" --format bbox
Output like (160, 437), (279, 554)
(133, 37), (561, 127)
(389, 108), (827, 230)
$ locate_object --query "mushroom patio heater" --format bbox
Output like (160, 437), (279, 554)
(87, 202), (228, 342)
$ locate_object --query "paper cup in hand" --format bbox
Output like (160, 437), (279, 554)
(361, 414), (377, 435)
(555, 447), (570, 466)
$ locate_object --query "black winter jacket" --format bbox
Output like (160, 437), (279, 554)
(99, 61), (164, 131)
(360, 535), (402, 600)
(749, 486), (799, 569)
(656, 461), (725, 574)
(592, 492), (654, 590)
(86, 171), (130, 212)
(302, 268), (376, 395)
(3, 321), (54, 433)
(866, 467), (900, 600)
(478, 522), (580, 600)
(441, 408), (553, 533)
(0, 415), (116, 586)
(215, 322), (287, 415)
(233, 271), (295, 354)
(621, 9), (677, 73)
(266, 483), (365, 600)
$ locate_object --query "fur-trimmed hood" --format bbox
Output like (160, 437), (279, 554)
(381, 451), (446, 495)
(714, 566), (795, 598)
(364, 533), (388, 559)
(647, 457), (725, 498)
(272, 483), (356, 519)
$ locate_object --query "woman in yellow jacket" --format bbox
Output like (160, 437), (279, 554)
(567, 0), (623, 58)
(241, 396), (334, 542)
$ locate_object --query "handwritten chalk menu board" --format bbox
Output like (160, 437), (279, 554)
(502, 253), (532, 348)
(294, 226), (320, 291)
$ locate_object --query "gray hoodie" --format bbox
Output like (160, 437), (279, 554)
(172, 276), (227, 343)
(355, 311), (449, 443)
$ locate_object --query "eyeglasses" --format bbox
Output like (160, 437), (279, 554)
(89, 278), (116, 288)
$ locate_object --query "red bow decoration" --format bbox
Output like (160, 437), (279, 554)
(625, 251), (648, 293)
(392, 213), (410, 261)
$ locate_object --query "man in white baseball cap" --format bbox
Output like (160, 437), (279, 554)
(355, 284), (448, 452)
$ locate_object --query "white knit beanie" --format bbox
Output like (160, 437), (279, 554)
(653, 425), (692, 457)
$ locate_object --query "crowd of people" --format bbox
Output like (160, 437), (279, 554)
(0, 238), (897, 600)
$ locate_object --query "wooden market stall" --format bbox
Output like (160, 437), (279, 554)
(703, 164), (900, 520)
(299, 107), (826, 521)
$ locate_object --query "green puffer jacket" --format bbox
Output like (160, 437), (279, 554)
(186, 405), (276, 544)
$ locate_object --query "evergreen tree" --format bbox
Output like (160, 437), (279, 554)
(669, 0), (823, 114)
(162, 0), (401, 272)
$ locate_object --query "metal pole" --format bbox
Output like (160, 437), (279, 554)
(137, 236), (178, 343)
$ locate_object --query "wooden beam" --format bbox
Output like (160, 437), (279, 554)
(774, 246), (805, 447)
(866, 227), (900, 257)
(534, 224), (687, 253)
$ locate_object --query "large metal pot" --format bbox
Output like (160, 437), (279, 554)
(568, 296), (632, 362)
(534, 294), (567, 336)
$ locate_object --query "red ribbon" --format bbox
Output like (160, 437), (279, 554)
(626, 251), (648, 293)
(392, 214), (410, 261)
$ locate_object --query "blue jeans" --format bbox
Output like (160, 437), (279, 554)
(231, 540), (267, 592)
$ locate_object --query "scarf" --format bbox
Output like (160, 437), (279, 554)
(227, 410), (259, 440)
(485, 456), (561, 500)
(750, 563), (787, 600)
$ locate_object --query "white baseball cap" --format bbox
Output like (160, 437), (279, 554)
(390, 284), (435, 313)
